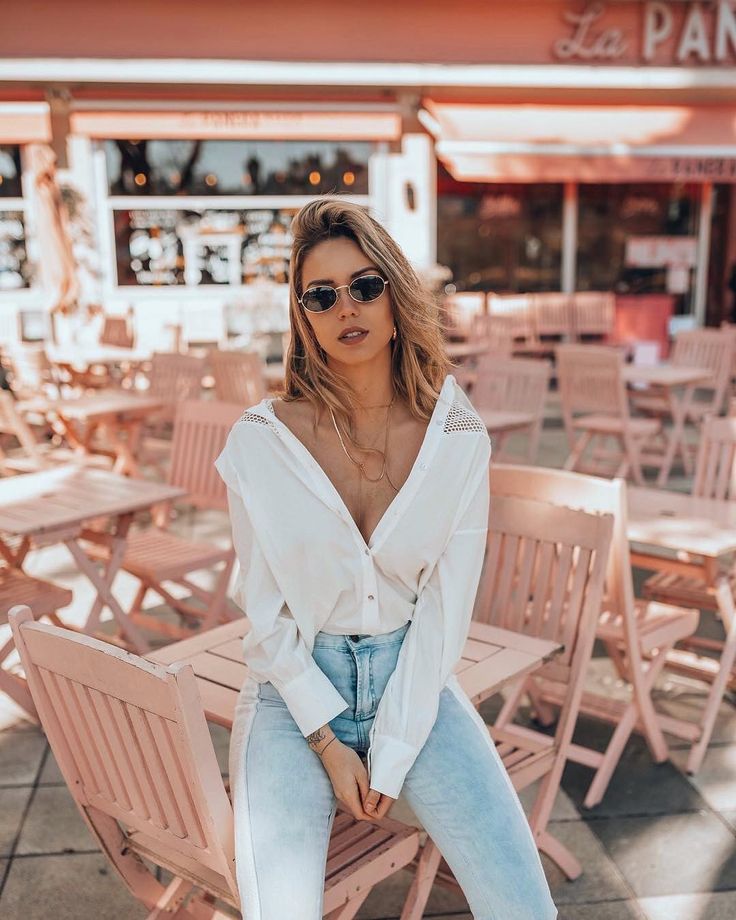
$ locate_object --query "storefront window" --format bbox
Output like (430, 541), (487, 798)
(113, 207), (296, 286)
(0, 145), (22, 198)
(577, 183), (700, 313)
(0, 211), (29, 290)
(437, 167), (563, 292)
(105, 140), (372, 196)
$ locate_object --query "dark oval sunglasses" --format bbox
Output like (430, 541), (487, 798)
(298, 274), (389, 314)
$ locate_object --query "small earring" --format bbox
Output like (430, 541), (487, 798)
(391, 325), (397, 341)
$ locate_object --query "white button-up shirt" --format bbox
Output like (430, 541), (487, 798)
(215, 372), (491, 798)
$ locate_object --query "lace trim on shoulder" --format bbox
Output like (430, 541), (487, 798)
(238, 402), (281, 434)
(443, 400), (486, 434)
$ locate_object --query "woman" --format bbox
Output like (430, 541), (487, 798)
(215, 198), (557, 919)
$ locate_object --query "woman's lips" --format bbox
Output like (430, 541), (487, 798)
(339, 330), (369, 345)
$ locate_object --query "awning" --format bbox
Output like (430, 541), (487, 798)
(421, 100), (736, 183)
(0, 103), (50, 143)
(70, 109), (402, 142)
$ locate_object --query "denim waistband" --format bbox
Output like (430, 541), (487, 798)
(312, 620), (410, 650)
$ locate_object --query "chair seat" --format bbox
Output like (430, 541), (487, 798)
(489, 725), (556, 789)
(628, 394), (670, 415)
(643, 571), (732, 614)
(121, 529), (232, 581)
(128, 808), (420, 915)
(0, 568), (72, 622)
(572, 414), (661, 436)
(597, 600), (699, 655)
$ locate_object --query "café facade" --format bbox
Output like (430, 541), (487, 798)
(3, 0), (736, 345)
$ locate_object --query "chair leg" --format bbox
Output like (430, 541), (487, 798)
(146, 878), (193, 920)
(325, 889), (371, 920)
(535, 830), (582, 881)
(399, 840), (443, 920)
(564, 431), (592, 472)
(686, 578), (736, 774)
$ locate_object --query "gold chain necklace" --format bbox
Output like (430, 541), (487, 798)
(328, 395), (401, 530)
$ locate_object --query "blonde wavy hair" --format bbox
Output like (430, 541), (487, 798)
(280, 197), (451, 429)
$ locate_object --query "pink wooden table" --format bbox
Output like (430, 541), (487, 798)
(0, 466), (184, 652)
(150, 617), (561, 728)
(22, 391), (164, 477)
(627, 485), (736, 769)
(623, 363), (713, 486)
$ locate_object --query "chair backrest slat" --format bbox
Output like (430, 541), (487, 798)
(693, 416), (736, 501)
(9, 611), (237, 897)
(211, 350), (267, 405)
(556, 344), (629, 420)
(168, 400), (243, 510)
(148, 352), (205, 404)
(474, 492), (613, 675)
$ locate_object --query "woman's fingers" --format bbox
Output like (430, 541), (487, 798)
(363, 789), (381, 814)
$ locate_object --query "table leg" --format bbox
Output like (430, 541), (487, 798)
(110, 419), (143, 477)
(65, 513), (150, 654)
(0, 535), (31, 568)
(656, 385), (689, 487)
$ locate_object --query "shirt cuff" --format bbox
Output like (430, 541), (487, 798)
(367, 734), (421, 799)
(272, 663), (350, 737)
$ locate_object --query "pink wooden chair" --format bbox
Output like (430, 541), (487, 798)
(147, 352), (206, 408)
(556, 343), (662, 484)
(0, 570), (72, 716)
(441, 291), (486, 338)
(402, 492), (613, 918)
(210, 350), (267, 406)
(489, 464), (698, 807)
(4, 344), (63, 400)
(524, 293), (573, 356)
(111, 400), (243, 646)
(487, 293), (535, 347)
(469, 314), (515, 357)
(9, 606), (420, 919)
(471, 355), (550, 462)
(641, 415), (736, 772)
(571, 292), (615, 342)
(100, 312), (135, 349)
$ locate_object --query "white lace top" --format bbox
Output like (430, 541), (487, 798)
(215, 372), (491, 798)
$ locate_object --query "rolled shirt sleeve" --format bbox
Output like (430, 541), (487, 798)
(367, 434), (491, 799)
(220, 469), (349, 737)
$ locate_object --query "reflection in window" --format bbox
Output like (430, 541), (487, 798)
(437, 167), (563, 292)
(114, 208), (296, 286)
(576, 183), (700, 312)
(0, 211), (29, 289)
(0, 146), (22, 198)
(105, 140), (372, 196)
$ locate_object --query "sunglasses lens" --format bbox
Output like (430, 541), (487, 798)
(350, 275), (385, 303)
(302, 286), (337, 312)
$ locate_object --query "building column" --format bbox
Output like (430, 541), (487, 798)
(562, 181), (578, 294)
(694, 181), (713, 327)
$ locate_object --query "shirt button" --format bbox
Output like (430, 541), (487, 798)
(367, 594), (375, 600)
(419, 462), (428, 471)
(364, 548), (370, 555)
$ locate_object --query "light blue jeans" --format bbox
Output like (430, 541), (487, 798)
(229, 622), (557, 920)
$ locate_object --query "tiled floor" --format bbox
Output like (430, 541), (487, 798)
(1, 393), (735, 918)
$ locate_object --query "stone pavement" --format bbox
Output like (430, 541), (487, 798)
(1, 392), (735, 919)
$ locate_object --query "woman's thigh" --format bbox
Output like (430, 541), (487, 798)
(401, 682), (557, 920)
(230, 679), (338, 920)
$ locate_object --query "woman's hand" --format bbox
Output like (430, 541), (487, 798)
(320, 738), (377, 821)
(363, 789), (395, 820)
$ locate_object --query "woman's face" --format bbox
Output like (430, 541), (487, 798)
(299, 237), (394, 366)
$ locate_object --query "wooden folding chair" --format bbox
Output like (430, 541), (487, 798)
(571, 292), (615, 342)
(472, 355), (550, 462)
(641, 415), (736, 772)
(402, 493), (613, 917)
(9, 606), (420, 919)
(210, 350), (267, 406)
(487, 293), (536, 349)
(107, 400), (243, 644)
(100, 312), (135, 349)
(469, 314), (515, 357)
(489, 464), (699, 807)
(556, 343), (662, 484)
(520, 293), (573, 357)
(0, 570), (72, 716)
